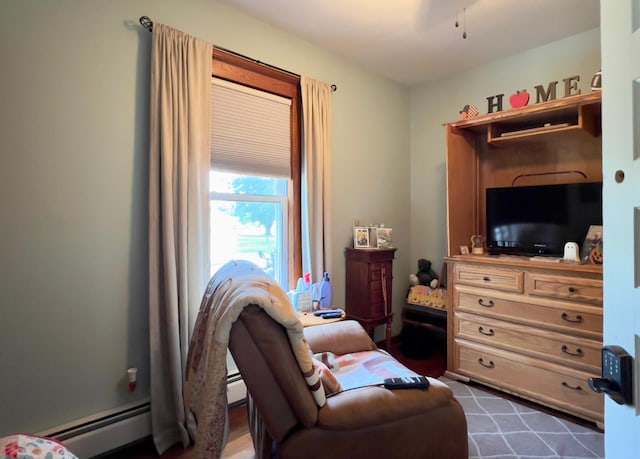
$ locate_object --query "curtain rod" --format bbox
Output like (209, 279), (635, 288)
(139, 16), (337, 92)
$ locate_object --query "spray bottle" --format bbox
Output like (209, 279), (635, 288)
(319, 272), (332, 309)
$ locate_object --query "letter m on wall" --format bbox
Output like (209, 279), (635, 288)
(534, 81), (558, 103)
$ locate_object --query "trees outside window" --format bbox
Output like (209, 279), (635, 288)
(210, 171), (287, 284)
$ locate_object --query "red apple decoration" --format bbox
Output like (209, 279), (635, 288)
(509, 90), (530, 108)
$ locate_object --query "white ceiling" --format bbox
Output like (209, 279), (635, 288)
(218, 0), (600, 85)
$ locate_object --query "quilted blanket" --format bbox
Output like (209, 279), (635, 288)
(184, 260), (324, 459)
(1, 434), (77, 459)
(332, 349), (422, 391)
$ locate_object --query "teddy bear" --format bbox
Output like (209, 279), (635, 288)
(409, 258), (439, 289)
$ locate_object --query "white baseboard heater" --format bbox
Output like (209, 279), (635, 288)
(36, 377), (246, 458)
(37, 400), (151, 458)
(227, 373), (247, 406)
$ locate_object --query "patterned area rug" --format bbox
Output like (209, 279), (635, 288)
(440, 377), (604, 459)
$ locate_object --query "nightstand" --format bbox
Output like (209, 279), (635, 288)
(344, 247), (397, 350)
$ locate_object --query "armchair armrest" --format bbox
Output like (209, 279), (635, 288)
(303, 320), (376, 355)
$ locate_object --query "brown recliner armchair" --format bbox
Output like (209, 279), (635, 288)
(229, 305), (468, 459)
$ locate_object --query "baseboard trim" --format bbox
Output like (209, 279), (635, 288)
(228, 376), (247, 405)
(35, 377), (245, 458)
(55, 409), (151, 459)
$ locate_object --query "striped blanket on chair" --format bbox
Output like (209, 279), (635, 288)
(185, 260), (325, 459)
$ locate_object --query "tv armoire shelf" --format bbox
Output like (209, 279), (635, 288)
(449, 91), (601, 145)
(444, 92), (604, 426)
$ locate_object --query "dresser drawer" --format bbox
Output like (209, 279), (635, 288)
(454, 264), (523, 293)
(526, 272), (603, 305)
(455, 286), (602, 338)
(456, 314), (601, 372)
(368, 262), (391, 281)
(456, 341), (603, 423)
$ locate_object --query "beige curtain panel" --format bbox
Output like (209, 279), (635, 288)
(148, 23), (212, 454)
(301, 76), (333, 282)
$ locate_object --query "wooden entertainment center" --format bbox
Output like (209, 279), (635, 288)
(444, 92), (604, 425)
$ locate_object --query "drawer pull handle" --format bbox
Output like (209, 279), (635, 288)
(561, 345), (584, 357)
(482, 276), (491, 282)
(561, 312), (583, 323)
(478, 326), (495, 336)
(561, 381), (583, 391)
(568, 286), (576, 293)
(478, 358), (495, 369)
(478, 299), (495, 308)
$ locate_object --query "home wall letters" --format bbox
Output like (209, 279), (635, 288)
(486, 74), (582, 113)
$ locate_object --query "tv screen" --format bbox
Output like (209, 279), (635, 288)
(486, 182), (602, 257)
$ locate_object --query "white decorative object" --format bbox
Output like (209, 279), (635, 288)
(563, 242), (580, 261)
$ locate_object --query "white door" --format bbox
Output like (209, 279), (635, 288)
(601, 2), (640, 456)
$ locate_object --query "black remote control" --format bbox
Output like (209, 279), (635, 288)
(313, 309), (342, 316)
(383, 376), (429, 390)
(321, 311), (343, 319)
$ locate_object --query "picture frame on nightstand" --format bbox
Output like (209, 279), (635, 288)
(376, 227), (393, 248)
(354, 227), (370, 248)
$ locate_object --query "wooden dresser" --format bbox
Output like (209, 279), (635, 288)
(446, 255), (604, 424)
(345, 247), (396, 350)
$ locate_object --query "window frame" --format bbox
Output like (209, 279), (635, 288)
(212, 47), (302, 288)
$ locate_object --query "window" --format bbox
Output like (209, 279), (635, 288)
(210, 172), (289, 285)
(211, 48), (301, 288)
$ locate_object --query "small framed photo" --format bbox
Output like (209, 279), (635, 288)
(581, 225), (603, 264)
(460, 245), (470, 255)
(354, 227), (370, 248)
(376, 227), (393, 248)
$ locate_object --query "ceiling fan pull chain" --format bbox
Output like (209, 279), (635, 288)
(463, 7), (467, 39)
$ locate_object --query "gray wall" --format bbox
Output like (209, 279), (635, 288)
(0, 0), (410, 435)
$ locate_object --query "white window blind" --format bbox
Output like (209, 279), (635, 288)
(211, 77), (292, 178)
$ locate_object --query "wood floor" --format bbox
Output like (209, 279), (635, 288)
(106, 337), (446, 459)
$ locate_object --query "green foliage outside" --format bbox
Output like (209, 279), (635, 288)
(236, 234), (275, 253)
(236, 233), (276, 277)
(230, 176), (278, 236)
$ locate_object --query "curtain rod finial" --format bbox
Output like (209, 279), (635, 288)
(139, 16), (153, 32)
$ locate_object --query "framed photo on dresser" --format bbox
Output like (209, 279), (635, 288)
(581, 225), (603, 265)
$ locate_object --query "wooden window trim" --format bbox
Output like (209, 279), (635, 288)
(212, 48), (302, 288)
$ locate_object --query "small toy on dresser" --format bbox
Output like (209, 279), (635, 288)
(409, 258), (439, 289)
(459, 104), (479, 119)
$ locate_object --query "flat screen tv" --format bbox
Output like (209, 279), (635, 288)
(485, 182), (602, 257)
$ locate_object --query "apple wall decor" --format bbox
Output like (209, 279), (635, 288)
(509, 90), (530, 108)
